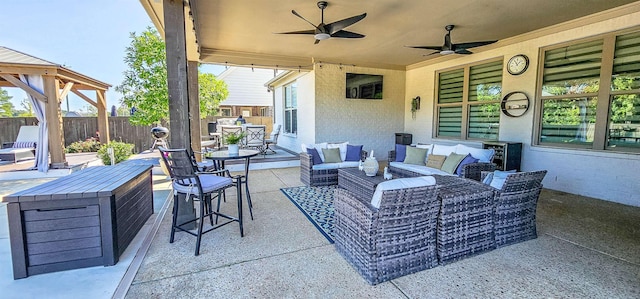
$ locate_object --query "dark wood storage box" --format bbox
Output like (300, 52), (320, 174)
(3, 164), (153, 279)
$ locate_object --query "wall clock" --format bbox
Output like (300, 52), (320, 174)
(507, 54), (529, 75)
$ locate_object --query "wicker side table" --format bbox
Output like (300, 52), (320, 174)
(338, 168), (385, 200)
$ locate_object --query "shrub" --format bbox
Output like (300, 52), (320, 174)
(65, 140), (102, 153)
(97, 141), (135, 165)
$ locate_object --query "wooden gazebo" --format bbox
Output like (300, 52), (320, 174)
(0, 46), (111, 168)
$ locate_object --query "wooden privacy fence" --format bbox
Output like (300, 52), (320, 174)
(0, 116), (273, 153)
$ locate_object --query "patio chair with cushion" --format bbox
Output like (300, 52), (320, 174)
(264, 124), (281, 155)
(159, 147), (244, 256)
(483, 170), (548, 247)
(0, 125), (38, 163)
(334, 177), (440, 285)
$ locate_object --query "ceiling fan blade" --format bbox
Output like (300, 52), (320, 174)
(276, 29), (316, 35)
(423, 51), (441, 56)
(454, 49), (473, 54)
(291, 10), (322, 31)
(406, 45), (442, 50)
(330, 30), (364, 38)
(455, 40), (497, 49)
(326, 13), (367, 34)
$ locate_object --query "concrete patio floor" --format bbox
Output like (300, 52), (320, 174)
(125, 167), (640, 298)
(0, 150), (638, 298)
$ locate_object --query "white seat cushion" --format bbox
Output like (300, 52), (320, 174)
(173, 174), (232, 194)
(0, 148), (34, 154)
(311, 161), (360, 171)
(371, 176), (437, 209)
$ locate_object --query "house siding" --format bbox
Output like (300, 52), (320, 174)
(218, 67), (275, 107)
(405, 9), (640, 207)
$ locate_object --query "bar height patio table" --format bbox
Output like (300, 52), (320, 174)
(206, 149), (259, 220)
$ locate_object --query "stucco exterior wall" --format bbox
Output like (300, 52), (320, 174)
(314, 64), (405, 159)
(405, 9), (640, 206)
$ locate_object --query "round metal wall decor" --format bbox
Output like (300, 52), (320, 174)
(501, 91), (530, 117)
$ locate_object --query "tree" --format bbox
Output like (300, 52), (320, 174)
(116, 27), (228, 126)
(116, 103), (130, 116)
(17, 98), (34, 117)
(79, 105), (98, 117)
(199, 73), (229, 117)
(0, 88), (15, 117)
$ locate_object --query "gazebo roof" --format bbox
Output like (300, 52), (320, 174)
(0, 46), (112, 169)
(0, 46), (56, 66)
(0, 46), (111, 90)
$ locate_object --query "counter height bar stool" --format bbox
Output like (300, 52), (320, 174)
(159, 147), (244, 256)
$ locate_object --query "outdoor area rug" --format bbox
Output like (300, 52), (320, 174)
(280, 185), (336, 243)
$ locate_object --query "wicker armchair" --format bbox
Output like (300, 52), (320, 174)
(333, 185), (440, 285)
(388, 150), (496, 181)
(300, 149), (367, 186)
(431, 175), (497, 264)
(484, 170), (547, 247)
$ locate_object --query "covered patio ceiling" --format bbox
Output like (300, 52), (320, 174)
(141, 0), (638, 70)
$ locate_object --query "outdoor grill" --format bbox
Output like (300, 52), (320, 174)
(150, 126), (169, 151)
(151, 126), (169, 140)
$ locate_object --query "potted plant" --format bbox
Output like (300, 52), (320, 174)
(224, 131), (246, 154)
(411, 96), (420, 119)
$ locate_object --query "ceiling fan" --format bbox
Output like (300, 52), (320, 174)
(277, 1), (367, 44)
(407, 25), (497, 55)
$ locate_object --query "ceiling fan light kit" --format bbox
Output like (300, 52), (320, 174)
(314, 33), (331, 40)
(407, 24), (497, 56)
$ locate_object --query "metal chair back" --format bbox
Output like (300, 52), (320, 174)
(158, 147), (205, 193)
(220, 125), (244, 147)
(244, 125), (266, 148)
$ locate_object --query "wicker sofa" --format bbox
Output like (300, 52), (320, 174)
(388, 143), (496, 181)
(300, 143), (367, 186)
(334, 174), (498, 284)
(334, 170), (547, 284)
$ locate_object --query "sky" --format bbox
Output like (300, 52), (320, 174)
(1, 0), (225, 112)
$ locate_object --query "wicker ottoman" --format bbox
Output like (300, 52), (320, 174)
(337, 168), (385, 200)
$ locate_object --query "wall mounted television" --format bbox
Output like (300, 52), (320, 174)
(346, 73), (383, 99)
